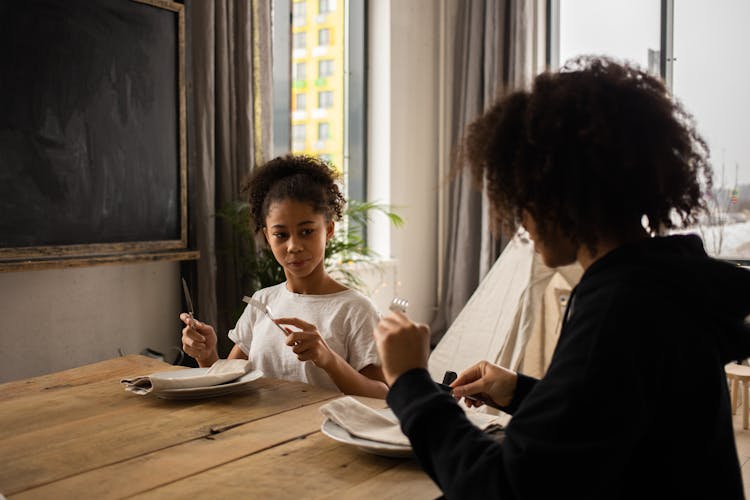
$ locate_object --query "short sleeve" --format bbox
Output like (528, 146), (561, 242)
(345, 298), (381, 371)
(227, 294), (260, 355)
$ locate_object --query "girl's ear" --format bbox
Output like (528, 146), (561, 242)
(326, 220), (335, 240)
(262, 227), (270, 244)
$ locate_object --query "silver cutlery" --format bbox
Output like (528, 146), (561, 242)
(242, 296), (290, 336)
(181, 277), (196, 328)
(388, 296), (409, 314)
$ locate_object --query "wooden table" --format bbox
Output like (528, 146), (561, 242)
(0, 355), (440, 499)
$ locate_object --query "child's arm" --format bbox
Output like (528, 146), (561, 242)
(275, 317), (389, 398)
(180, 313), (248, 367)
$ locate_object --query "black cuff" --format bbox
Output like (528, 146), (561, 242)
(497, 372), (537, 415)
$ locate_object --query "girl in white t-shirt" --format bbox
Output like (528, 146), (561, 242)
(180, 155), (388, 398)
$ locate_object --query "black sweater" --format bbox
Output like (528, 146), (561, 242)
(388, 235), (750, 499)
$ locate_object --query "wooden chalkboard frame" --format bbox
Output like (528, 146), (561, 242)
(0, 0), (195, 271)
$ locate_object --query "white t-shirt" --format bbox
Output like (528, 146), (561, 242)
(228, 282), (381, 391)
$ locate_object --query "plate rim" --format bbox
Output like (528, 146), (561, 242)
(320, 416), (413, 457)
(153, 369), (264, 399)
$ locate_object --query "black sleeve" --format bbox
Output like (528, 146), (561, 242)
(496, 372), (537, 415)
(387, 368), (515, 498)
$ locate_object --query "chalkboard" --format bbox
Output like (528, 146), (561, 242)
(0, 0), (187, 263)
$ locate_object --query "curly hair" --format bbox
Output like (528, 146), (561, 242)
(463, 56), (712, 253)
(242, 154), (346, 233)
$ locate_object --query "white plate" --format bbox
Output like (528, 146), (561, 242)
(320, 412), (413, 458)
(154, 369), (264, 400)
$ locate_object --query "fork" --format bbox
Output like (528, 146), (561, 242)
(242, 296), (289, 335)
(389, 296), (409, 314)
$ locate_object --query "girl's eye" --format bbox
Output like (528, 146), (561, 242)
(272, 232), (288, 239)
(301, 229), (314, 236)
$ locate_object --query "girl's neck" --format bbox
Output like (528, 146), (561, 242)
(284, 262), (347, 295)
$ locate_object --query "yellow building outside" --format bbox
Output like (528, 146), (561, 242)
(291, 0), (345, 173)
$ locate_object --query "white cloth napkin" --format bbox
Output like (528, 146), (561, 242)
(320, 396), (503, 446)
(120, 359), (253, 395)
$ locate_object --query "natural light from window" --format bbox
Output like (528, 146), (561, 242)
(557, 0), (750, 260)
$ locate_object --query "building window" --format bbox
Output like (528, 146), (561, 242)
(293, 31), (306, 50)
(317, 90), (334, 109)
(292, 124), (306, 151)
(319, 0), (333, 15)
(295, 92), (307, 111)
(292, 1), (307, 26)
(318, 122), (330, 140)
(318, 28), (331, 46)
(318, 59), (334, 78)
(293, 62), (307, 81)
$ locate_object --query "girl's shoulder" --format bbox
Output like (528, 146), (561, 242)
(251, 282), (288, 303)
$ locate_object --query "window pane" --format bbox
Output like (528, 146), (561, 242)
(318, 59), (334, 78)
(559, 0), (660, 72)
(295, 93), (307, 111)
(293, 32), (306, 50)
(671, 0), (750, 259)
(318, 28), (331, 46)
(292, 1), (307, 26)
(319, 0), (334, 16)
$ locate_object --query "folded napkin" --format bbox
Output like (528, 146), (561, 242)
(320, 396), (503, 446)
(121, 359), (253, 395)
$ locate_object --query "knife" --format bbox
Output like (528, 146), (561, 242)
(181, 277), (196, 328)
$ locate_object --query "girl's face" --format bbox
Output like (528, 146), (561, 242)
(521, 209), (578, 268)
(263, 198), (334, 281)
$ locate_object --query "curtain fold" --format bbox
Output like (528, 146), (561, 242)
(431, 0), (544, 345)
(185, 0), (272, 357)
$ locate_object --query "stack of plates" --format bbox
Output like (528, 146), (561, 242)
(148, 368), (264, 400)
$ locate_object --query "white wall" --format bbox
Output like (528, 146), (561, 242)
(368, 0), (440, 324)
(0, 261), (182, 382)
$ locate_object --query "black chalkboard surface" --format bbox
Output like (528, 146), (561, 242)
(0, 0), (187, 264)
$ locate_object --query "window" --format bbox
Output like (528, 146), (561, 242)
(318, 59), (334, 78)
(317, 90), (334, 109)
(318, 28), (331, 46)
(555, 0), (660, 72)
(295, 92), (307, 112)
(293, 62), (307, 81)
(292, 124), (306, 151)
(293, 32), (306, 50)
(319, 0), (333, 15)
(292, 1), (306, 26)
(273, 0), (367, 203)
(552, 0), (750, 261)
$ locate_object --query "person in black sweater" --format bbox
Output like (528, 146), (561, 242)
(374, 56), (750, 499)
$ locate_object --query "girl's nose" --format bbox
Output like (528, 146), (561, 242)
(287, 236), (303, 253)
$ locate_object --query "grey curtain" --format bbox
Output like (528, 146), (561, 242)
(431, 0), (544, 344)
(185, 0), (273, 356)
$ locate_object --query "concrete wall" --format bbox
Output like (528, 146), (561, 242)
(0, 261), (182, 382)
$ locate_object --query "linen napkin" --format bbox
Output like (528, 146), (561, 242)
(121, 359), (253, 395)
(320, 396), (503, 446)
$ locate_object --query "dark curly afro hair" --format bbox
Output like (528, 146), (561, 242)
(242, 154), (346, 233)
(463, 55), (712, 253)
